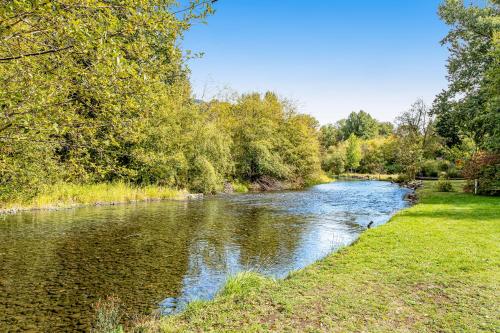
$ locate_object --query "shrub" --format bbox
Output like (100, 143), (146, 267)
(323, 147), (346, 175)
(189, 157), (223, 194)
(421, 160), (439, 177)
(232, 181), (249, 193)
(446, 166), (461, 178)
(396, 173), (410, 183)
(436, 177), (453, 192)
(438, 160), (451, 172)
(462, 151), (500, 195)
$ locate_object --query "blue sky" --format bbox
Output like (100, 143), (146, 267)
(181, 0), (450, 124)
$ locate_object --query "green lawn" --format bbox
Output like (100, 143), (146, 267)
(135, 181), (499, 332)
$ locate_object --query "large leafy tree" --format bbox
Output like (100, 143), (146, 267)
(433, 0), (499, 150)
(319, 124), (339, 151)
(341, 110), (379, 140)
(345, 134), (361, 172)
(0, 0), (216, 198)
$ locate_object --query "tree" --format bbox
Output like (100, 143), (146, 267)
(319, 124), (339, 151)
(432, 0), (499, 151)
(394, 99), (434, 180)
(341, 111), (379, 139)
(378, 122), (394, 136)
(323, 146), (346, 175)
(359, 139), (386, 175)
(345, 134), (361, 172)
(395, 135), (423, 181)
(208, 92), (323, 186)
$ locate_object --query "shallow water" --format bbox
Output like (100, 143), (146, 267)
(0, 181), (409, 331)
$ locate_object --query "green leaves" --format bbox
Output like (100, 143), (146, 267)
(433, 0), (499, 151)
(0, 1), (325, 199)
(0, 0), (216, 200)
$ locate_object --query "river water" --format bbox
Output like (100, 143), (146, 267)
(0, 181), (409, 331)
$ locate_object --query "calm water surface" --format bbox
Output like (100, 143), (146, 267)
(0, 181), (409, 331)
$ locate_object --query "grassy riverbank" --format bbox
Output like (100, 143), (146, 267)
(132, 181), (499, 332)
(0, 182), (187, 214)
(1, 176), (332, 214)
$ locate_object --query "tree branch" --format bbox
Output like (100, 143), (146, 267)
(0, 45), (73, 62)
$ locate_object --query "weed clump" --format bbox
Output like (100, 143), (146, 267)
(92, 296), (123, 333)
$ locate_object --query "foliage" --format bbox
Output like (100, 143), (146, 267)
(341, 110), (379, 139)
(319, 124), (339, 151)
(0, 0), (219, 197)
(433, 0), (500, 151)
(421, 160), (440, 177)
(443, 137), (476, 165)
(231, 182), (249, 193)
(377, 121), (394, 136)
(0, 2), (326, 202)
(208, 92), (323, 187)
(322, 145), (346, 175)
(359, 138), (386, 174)
(436, 177), (453, 192)
(0, 142), (61, 202)
(462, 151), (500, 195)
(345, 134), (361, 172)
(317, 98), (451, 180)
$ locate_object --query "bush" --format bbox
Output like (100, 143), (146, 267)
(462, 152), (500, 195)
(396, 173), (410, 183)
(232, 181), (249, 193)
(436, 177), (453, 192)
(446, 166), (461, 178)
(438, 160), (451, 172)
(189, 157), (222, 194)
(421, 160), (439, 177)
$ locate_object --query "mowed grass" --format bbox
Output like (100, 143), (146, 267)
(1, 182), (186, 212)
(137, 181), (499, 332)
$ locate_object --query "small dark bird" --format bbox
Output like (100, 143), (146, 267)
(367, 221), (374, 229)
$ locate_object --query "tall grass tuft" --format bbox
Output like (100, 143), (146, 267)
(2, 182), (186, 211)
(218, 272), (274, 298)
(92, 296), (123, 333)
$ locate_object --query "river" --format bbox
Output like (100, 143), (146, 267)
(0, 180), (410, 331)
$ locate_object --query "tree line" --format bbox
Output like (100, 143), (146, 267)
(0, 0), (498, 203)
(319, 102), (469, 180)
(0, 1), (324, 202)
(319, 0), (499, 195)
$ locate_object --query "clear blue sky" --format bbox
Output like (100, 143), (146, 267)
(181, 0), (450, 124)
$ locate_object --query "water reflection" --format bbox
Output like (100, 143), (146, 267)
(0, 181), (409, 331)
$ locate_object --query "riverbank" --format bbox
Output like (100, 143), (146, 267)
(0, 175), (332, 215)
(336, 172), (397, 181)
(131, 180), (499, 332)
(0, 182), (188, 215)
